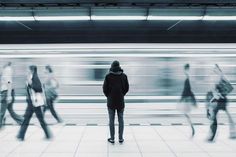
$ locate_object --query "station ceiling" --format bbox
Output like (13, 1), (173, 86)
(1, 0), (236, 43)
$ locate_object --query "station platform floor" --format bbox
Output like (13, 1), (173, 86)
(0, 125), (236, 157)
(9, 103), (236, 126)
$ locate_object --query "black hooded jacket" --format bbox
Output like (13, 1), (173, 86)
(103, 64), (129, 110)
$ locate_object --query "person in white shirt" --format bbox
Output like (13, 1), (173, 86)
(0, 62), (23, 129)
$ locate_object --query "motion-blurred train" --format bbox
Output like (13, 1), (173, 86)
(0, 44), (236, 105)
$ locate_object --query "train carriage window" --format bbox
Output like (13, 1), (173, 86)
(93, 61), (108, 81)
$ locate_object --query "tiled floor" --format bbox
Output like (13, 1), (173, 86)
(0, 125), (236, 157)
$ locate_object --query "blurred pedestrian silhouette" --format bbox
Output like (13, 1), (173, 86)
(17, 65), (51, 141)
(103, 60), (129, 144)
(0, 62), (23, 129)
(206, 64), (236, 142)
(43, 65), (62, 123)
(179, 64), (197, 137)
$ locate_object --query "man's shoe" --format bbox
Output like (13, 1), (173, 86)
(207, 137), (214, 143)
(108, 138), (115, 144)
(16, 135), (24, 141)
(44, 136), (53, 141)
(57, 118), (63, 124)
(119, 139), (124, 143)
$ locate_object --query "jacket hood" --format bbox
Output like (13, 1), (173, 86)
(109, 66), (123, 75)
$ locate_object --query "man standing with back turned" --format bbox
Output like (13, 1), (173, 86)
(103, 60), (129, 144)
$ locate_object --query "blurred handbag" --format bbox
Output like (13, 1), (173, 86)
(44, 78), (59, 101)
(30, 89), (45, 107)
(217, 77), (234, 96)
(43, 84), (58, 102)
(47, 89), (58, 100)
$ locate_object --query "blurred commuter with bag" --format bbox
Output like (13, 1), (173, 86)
(205, 64), (236, 142)
(43, 65), (62, 123)
(17, 65), (52, 141)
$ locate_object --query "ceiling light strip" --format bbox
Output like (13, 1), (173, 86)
(34, 16), (90, 21)
(91, 16), (147, 20)
(0, 16), (35, 21)
(147, 16), (203, 20)
(1, 15), (236, 21)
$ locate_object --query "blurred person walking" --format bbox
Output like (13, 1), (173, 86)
(43, 65), (62, 123)
(17, 65), (51, 141)
(206, 64), (236, 142)
(0, 62), (23, 129)
(103, 60), (129, 144)
(179, 64), (197, 137)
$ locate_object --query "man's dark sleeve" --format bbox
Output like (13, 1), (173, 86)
(103, 75), (109, 97)
(124, 75), (129, 95)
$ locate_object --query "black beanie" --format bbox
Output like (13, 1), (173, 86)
(111, 60), (120, 68)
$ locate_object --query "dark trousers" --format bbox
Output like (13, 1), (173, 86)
(0, 90), (23, 128)
(108, 108), (124, 140)
(209, 107), (236, 140)
(18, 103), (51, 139)
(43, 98), (62, 123)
